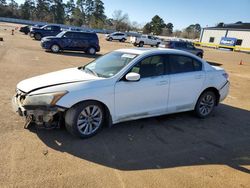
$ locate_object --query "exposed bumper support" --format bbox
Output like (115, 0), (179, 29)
(12, 95), (66, 128)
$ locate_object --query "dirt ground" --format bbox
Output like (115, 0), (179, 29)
(0, 22), (249, 188)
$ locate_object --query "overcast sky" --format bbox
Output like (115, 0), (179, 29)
(13, 0), (250, 30)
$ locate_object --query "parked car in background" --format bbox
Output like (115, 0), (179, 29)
(131, 35), (162, 47)
(41, 31), (100, 55)
(159, 41), (204, 58)
(19, 25), (30, 35)
(105, 32), (127, 42)
(12, 48), (229, 138)
(30, 25), (62, 40)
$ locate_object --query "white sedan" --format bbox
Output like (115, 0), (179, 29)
(12, 48), (229, 138)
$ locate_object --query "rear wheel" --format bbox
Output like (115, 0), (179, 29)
(51, 44), (60, 53)
(197, 53), (203, 58)
(34, 33), (42, 40)
(65, 101), (104, 138)
(120, 38), (126, 42)
(87, 47), (96, 55)
(139, 41), (144, 47)
(108, 37), (113, 41)
(195, 91), (216, 118)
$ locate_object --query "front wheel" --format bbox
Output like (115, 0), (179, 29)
(65, 101), (105, 138)
(139, 42), (144, 47)
(197, 53), (203, 58)
(51, 44), (60, 53)
(34, 33), (42, 40)
(195, 91), (216, 118)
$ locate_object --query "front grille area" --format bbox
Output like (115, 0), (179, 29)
(16, 89), (26, 105)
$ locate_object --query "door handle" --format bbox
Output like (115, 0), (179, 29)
(195, 75), (203, 79)
(157, 80), (168, 85)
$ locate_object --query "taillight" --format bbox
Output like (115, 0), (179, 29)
(223, 73), (229, 80)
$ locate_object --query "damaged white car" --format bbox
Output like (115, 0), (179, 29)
(12, 48), (229, 138)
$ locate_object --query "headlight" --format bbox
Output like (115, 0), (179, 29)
(23, 91), (68, 106)
(42, 38), (51, 42)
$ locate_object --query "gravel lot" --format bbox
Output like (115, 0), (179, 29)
(0, 22), (249, 188)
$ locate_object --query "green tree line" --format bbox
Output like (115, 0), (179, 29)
(0, 0), (201, 38)
(142, 15), (201, 39)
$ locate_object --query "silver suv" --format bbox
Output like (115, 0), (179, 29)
(159, 41), (204, 58)
(105, 32), (127, 42)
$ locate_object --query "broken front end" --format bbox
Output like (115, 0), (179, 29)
(12, 89), (67, 129)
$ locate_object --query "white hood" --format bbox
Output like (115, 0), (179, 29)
(17, 68), (97, 93)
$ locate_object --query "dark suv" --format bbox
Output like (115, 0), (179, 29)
(41, 31), (100, 55)
(30, 25), (62, 40)
(159, 41), (204, 58)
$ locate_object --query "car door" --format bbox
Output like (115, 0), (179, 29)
(78, 33), (91, 50)
(43, 25), (52, 37)
(71, 32), (83, 50)
(167, 54), (205, 113)
(114, 55), (170, 121)
(61, 32), (74, 50)
(185, 43), (197, 55)
(147, 35), (153, 45)
(113, 33), (119, 40)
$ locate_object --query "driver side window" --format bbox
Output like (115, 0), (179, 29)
(130, 55), (165, 78)
(44, 26), (52, 30)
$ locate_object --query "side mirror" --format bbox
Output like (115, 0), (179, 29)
(125, 72), (140, 82)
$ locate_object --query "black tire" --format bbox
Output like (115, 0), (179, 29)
(197, 53), (203, 58)
(156, 43), (160, 47)
(121, 38), (126, 42)
(195, 91), (216, 118)
(65, 101), (105, 138)
(139, 41), (144, 47)
(87, 47), (96, 55)
(50, 44), (60, 53)
(109, 37), (113, 41)
(34, 33), (42, 40)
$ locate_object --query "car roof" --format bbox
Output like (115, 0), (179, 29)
(64, 30), (96, 34)
(115, 48), (196, 56)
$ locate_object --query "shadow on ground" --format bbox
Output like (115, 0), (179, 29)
(207, 61), (223, 66)
(46, 51), (102, 58)
(30, 104), (250, 173)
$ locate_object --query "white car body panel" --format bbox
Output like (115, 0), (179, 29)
(15, 48), (229, 124)
(114, 75), (170, 122)
(130, 35), (161, 46)
(106, 32), (127, 40)
(17, 68), (99, 93)
(167, 71), (206, 113)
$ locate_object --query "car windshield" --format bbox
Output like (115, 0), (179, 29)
(56, 31), (66, 37)
(83, 51), (138, 78)
(40, 25), (48, 29)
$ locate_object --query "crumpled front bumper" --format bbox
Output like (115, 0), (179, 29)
(12, 93), (66, 127)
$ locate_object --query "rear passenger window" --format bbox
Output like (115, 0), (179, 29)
(80, 33), (96, 39)
(169, 55), (202, 73)
(193, 59), (202, 71)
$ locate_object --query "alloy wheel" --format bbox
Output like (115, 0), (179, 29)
(77, 105), (103, 136)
